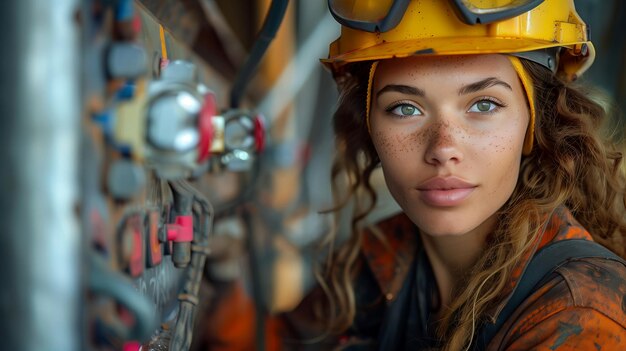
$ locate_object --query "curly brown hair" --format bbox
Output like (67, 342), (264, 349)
(318, 57), (626, 350)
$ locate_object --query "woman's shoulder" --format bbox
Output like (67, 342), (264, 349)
(553, 257), (626, 327)
(492, 256), (626, 350)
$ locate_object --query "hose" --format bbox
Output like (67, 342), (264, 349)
(229, 0), (290, 108)
(168, 180), (214, 351)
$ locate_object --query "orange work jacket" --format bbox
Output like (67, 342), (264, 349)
(196, 207), (626, 350)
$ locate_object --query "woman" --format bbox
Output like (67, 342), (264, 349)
(315, 0), (626, 350)
(198, 1), (626, 350)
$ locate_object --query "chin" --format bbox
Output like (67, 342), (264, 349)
(405, 208), (488, 238)
(415, 221), (474, 237)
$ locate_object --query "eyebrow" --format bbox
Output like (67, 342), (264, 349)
(458, 77), (512, 96)
(376, 84), (425, 99)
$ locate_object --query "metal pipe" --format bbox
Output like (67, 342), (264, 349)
(257, 12), (338, 126)
(0, 0), (81, 350)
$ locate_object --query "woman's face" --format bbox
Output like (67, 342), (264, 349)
(370, 54), (529, 238)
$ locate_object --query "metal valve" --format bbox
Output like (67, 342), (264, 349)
(146, 90), (201, 152)
(144, 60), (217, 180)
(212, 109), (266, 172)
(144, 60), (267, 178)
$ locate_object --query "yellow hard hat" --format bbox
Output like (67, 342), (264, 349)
(322, 0), (595, 81)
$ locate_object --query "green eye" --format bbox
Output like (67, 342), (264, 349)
(477, 101), (492, 112)
(401, 105), (416, 115)
(389, 103), (422, 117)
(469, 99), (501, 113)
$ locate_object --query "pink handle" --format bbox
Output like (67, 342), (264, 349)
(123, 341), (141, 351)
(166, 215), (193, 242)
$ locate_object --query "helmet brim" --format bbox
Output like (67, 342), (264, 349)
(321, 37), (594, 78)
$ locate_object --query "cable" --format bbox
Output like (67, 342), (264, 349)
(241, 206), (267, 351)
(229, 0), (290, 108)
(167, 180), (214, 351)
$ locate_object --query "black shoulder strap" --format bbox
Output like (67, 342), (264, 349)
(474, 239), (626, 350)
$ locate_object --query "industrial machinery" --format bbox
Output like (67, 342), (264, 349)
(3, 1), (622, 351)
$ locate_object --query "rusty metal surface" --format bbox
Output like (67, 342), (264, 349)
(137, 0), (243, 83)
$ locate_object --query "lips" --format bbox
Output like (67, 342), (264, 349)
(416, 176), (477, 207)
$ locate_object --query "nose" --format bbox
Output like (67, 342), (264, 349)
(423, 120), (464, 166)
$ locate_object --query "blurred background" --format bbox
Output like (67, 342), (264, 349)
(0, 1), (623, 350)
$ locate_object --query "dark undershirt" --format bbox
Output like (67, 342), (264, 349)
(347, 245), (441, 350)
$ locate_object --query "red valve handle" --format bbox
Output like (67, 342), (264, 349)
(166, 215), (193, 242)
(197, 92), (217, 162)
(123, 341), (141, 351)
(254, 113), (266, 152)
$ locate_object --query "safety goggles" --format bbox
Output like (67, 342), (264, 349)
(328, 0), (545, 32)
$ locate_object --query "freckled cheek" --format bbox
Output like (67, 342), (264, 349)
(475, 133), (523, 155)
(372, 129), (427, 200)
(474, 114), (527, 156)
(479, 130), (525, 197)
(371, 131), (391, 159)
(371, 128), (426, 160)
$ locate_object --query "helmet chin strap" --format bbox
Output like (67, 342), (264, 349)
(365, 56), (536, 155)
